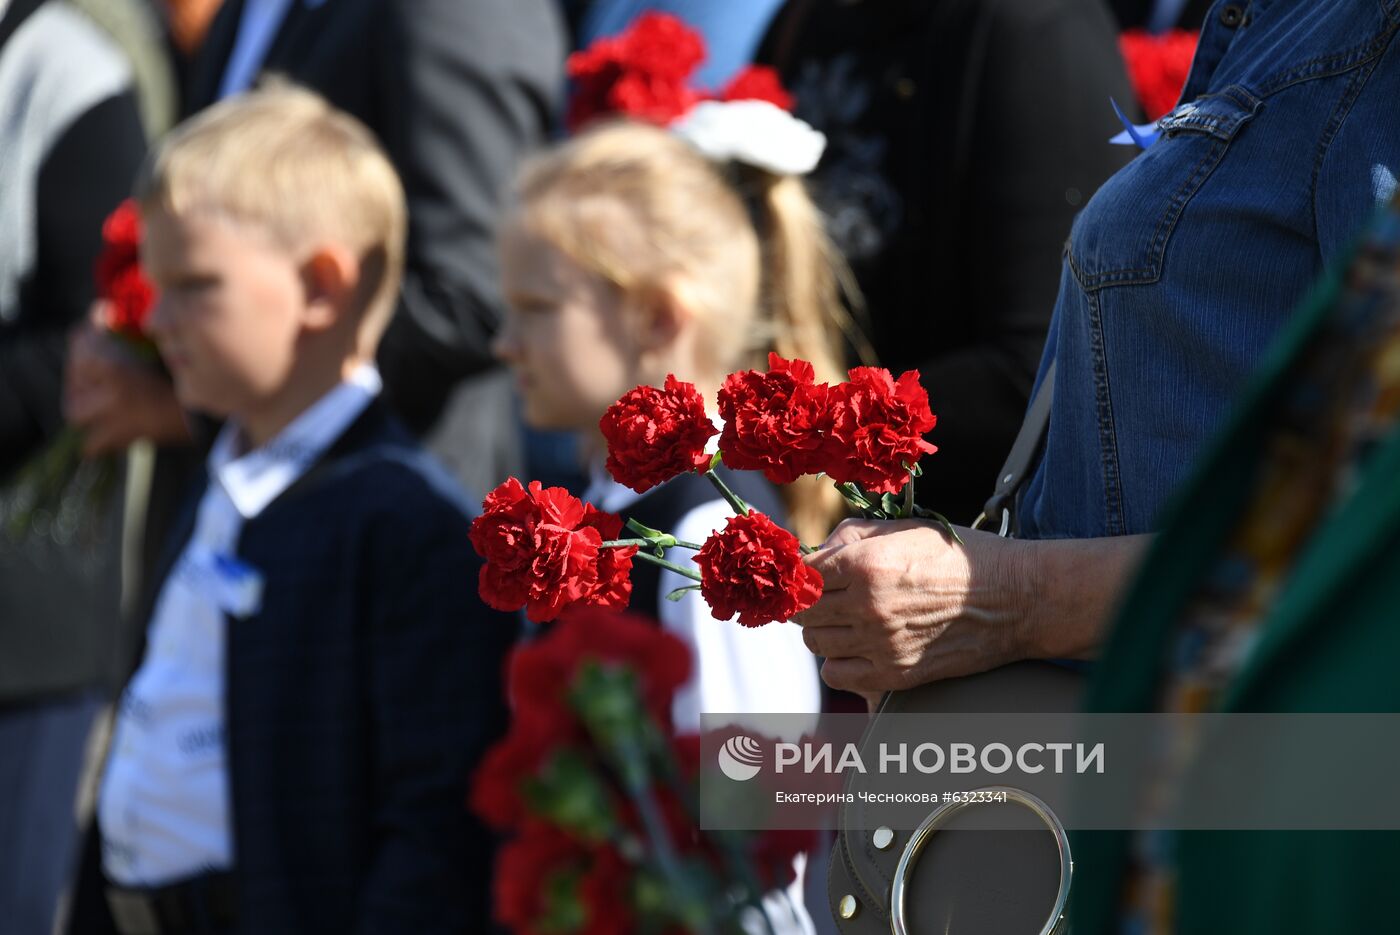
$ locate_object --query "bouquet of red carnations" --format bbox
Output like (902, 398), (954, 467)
(472, 606), (815, 934)
(564, 10), (793, 133)
(470, 353), (949, 628)
(1, 199), (159, 544)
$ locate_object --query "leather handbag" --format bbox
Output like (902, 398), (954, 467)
(826, 363), (1081, 934)
(825, 661), (1080, 935)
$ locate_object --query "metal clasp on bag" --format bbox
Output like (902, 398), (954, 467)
(889, 787), (1072, 935)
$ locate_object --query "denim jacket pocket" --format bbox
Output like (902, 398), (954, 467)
(1067, 86), (1262, 292)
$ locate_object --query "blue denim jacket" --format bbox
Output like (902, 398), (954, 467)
(1019, 0), (1400, 539)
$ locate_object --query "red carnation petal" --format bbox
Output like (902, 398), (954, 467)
(695, 511), (823, 627)
(720, 65), (795, 112)
(600, 374), (718, 493)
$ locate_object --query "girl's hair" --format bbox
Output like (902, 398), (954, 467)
(511, 120), (865, 541)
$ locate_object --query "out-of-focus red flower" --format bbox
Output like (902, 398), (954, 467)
(716, 353), (832, 485)
(101, 198), (142, 247)
(720, 65), (794, 112)
(469, 478), (637, 623)
(610, 11), (705, 81)
(507, 607), (691, 737)
(578, 845), (633, 935)
(103, 268), (157, 337)
(601, 375), (718, 494)
(822, 367), (938, 496)
(566, 12), (706, 132)
(1120, 29), (1199, 122)
(565, 12), (800, 132)
(94, 199), (157, 339)
(695, 511), (823, 627)
(494, 825), (633, 935)
(469, 721), (560, 832)
(607, 72), (702, 127)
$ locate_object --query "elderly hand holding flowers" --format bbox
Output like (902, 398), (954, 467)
(470, 353), (946, 629)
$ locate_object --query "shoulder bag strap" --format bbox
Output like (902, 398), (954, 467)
(974, 359), (1055, 537)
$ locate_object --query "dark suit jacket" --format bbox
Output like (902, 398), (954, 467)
(184, 0), (564, 435)
(71, 401), (516, 934)
(759, 0), (1136, 524)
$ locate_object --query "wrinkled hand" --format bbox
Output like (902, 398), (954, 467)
(64, 307), (190, 457)
(795, 519), (1030, 694)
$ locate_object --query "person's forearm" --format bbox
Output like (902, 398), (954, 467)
(1005, 534), (1153, 662)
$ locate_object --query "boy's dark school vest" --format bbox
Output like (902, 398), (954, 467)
(622, 468), (787, 620)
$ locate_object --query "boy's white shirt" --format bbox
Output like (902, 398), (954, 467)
(98, 364), (381, 887)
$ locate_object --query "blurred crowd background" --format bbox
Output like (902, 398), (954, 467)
(0, 0), (1280, 932)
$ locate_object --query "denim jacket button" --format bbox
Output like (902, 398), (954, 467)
(1219, 4), (1246, 27)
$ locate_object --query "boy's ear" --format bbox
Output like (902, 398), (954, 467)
(299, 244), (360, 332)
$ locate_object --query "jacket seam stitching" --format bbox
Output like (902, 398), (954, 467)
(1256, 21), (1400, 97)
(1309, 32), (1395, 242)
(1073, 136), (1232, 292)
(1086, 290), (1125, 535)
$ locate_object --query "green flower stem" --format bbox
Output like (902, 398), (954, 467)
(703, 468), (751, 517)
(627, 549), (702, 582)
(836, 481), (872, 512)
(901, 471), (916, 520)
(928, 511), (966, 546)
(625, 517), (664, 539)
(632, 781), (719, 935)
(601, 537), (704, 552)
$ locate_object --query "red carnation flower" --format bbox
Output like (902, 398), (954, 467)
(601, 375), (718, 494)
(577, 845), (632, 935)
(101, 198), (142, 249)
(590, 523), (637, 610)
(608, 72), (702, 127)
(469, 724), (556, 832)
(565, 12), (707, 132)
(614, 11), (705, 81)
(470, 609), (691, 829)
(822, 367), (938, 496)
(1120, 29), (1199, 122)
(694, 511), (823, 627)
(508, 607), (691, 737)
(469, 478), (637, 623)
(567, 35), (623, 79)
(720, 65), (794, 112)
(470, 610), (688, 834)
(94, 199), (157, 339)
(716, 353), (832, 485)
(494, 826), (578, 933)
(494, 826), (632, 935)
(103, 267), (157, 338)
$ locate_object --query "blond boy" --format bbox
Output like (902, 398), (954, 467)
(77, 86), (512, 935)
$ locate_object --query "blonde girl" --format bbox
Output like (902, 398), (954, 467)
(494, 114), (864, 710)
